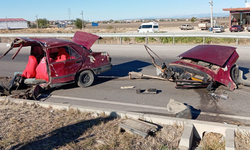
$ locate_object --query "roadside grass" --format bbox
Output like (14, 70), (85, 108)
(197, 132), (225, 150)
(235, 130), (250, 150)
(0, 100), (184, 150)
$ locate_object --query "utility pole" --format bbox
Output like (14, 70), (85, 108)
(209, 0), (213, 28)
(5, 17), (8, 29)
(35, 14), (38, 29)
(80, 11), (84, 30)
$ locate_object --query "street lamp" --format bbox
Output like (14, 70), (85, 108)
(209, 0), (213, 28)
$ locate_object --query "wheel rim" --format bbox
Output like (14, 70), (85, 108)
(82, 73), (90, 84)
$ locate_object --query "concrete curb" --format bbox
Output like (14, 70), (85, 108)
(1, 96), (250, 149)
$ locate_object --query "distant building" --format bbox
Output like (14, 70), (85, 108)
(0, 18), (28, 29)
(223, 3), (250, 27)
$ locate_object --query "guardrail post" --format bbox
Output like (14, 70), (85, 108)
(173, 37), (175, 45)
(97, 39), (99, 44)
(203, 37), (205, 44)
(146, 37), (148, 45)
(120, 37), (122, 44)
(236, 38), (238, 45)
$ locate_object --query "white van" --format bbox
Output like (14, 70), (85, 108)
(137, 22), (159, 33)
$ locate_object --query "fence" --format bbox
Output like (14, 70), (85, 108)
(1, 33), (250, 45)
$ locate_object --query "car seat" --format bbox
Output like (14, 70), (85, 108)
(55, 47), (70, 62)
(22, 55), (38, 78)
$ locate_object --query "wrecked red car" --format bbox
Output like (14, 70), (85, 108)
(144, 44), (250, 91)
(0, 31), (112, 99)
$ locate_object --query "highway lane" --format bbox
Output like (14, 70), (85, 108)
(1, 43), (250, 124)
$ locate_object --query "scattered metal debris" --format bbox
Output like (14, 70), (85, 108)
(210, 93), (228, 100)
(118, 119), (158, 138)
(129, 71), (167, 81)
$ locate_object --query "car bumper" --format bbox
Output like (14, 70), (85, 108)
(92, 63), (112, 75)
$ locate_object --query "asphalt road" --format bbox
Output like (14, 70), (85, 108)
(1, 43), (250, 125)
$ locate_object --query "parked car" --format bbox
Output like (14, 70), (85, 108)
(212, 26), (225, 33)
(229, 25), (244, 32)
(179, 24), (194, 30)
(0, 31), (112, 99)
(144, 44), (250, 91)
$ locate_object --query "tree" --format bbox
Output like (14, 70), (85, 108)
(75, 18), (86, 29)
(191, 17), (197, 23)
(36, 18), (49, 28)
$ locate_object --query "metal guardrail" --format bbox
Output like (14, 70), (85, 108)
(0, 33), (250, 45)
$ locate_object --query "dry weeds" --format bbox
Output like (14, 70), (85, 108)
(235, 130), (250, 150)
(197, 132), (225, 150)
(0, 100), (184, 150)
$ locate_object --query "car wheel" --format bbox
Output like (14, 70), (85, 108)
(77, 70), (95, 87)
(230, 64), (239, 85)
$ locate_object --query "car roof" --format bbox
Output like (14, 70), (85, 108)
(178, 45), (237, 67)
(30, 38), (73, 47)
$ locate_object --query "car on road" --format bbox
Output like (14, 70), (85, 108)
(229, 25), (244, 32)
(212, 26), (225, 33)
(179, 24), (194, 30)
(0, 31), (112, 99)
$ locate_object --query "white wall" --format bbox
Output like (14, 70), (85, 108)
(0, 21), (28, 29)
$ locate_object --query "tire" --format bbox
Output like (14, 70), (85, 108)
(77, 70), (95, 88)
(230, 64), (239, 85)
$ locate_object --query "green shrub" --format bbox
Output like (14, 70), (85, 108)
(135, 37), (145, 43)
(107, 26), (114, 29)
(123, 37), (130, 41)
(159, 37), (173, 43)
(149, 37), (156, 42)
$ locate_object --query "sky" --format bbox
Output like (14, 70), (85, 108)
(0, 0), (248, 21)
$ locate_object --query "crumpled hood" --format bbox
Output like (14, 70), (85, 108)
(72, 31), (100, 50)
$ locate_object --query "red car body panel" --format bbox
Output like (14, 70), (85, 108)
(72, 31), (100, 50)
(171, 45), (239, 90)
(178, 45), (236, 67)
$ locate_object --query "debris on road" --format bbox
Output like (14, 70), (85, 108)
(118, 119), (158, 138)
(166, 99), (192, 119)
(120, 86), (135, 89)
(210, 92), (228, 100)
(129, 71), (168, 81)
(136, 88), (158, 94)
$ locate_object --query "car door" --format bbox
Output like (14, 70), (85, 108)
(49, 46), (82, 84)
